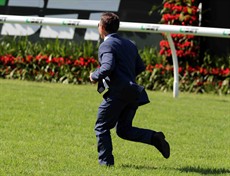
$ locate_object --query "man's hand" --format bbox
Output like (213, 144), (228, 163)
(90, 72), (97, 84)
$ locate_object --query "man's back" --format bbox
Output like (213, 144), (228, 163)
(99, 34), (145, 93)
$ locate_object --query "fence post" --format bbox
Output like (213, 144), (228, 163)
(166, 33), (179, 98)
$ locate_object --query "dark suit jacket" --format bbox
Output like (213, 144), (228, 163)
(91, 34), (149, 106)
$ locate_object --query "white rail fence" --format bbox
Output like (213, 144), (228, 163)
(1, 15), (230, 97)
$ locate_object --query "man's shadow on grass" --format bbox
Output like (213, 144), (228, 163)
(121, 164), (157, 170)
(122, 164), (230, 175)
(178, 166), (230, 175)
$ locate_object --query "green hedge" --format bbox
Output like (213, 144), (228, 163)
(0, 36), (229, 95)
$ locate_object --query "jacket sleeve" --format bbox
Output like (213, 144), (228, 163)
(91, 44), (116, 81)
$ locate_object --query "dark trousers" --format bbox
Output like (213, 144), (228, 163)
(95, 95), (154, 166)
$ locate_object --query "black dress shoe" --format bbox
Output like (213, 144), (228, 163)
(152, 132), (170, 159)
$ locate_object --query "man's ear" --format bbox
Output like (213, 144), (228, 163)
(101, 25), (106, 31)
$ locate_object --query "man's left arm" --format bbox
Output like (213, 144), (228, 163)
(135, 53), (146, 76)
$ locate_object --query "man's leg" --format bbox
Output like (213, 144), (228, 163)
(95, 97), (126, 166)
(116, 103), (154, 144)
(116, 103), (170, 158)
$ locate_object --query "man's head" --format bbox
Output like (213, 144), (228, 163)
(98, 12), (120, 39)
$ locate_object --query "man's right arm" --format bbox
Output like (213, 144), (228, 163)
(91, 44), (116, 81)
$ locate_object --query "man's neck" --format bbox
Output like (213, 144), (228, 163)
(104, 33), (116, 41)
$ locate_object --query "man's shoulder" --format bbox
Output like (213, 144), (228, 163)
(108, 35), (135, 46)
(99, 35), (120, 48)
(100, 34), (136, 52)
(99, 40), (114, 52)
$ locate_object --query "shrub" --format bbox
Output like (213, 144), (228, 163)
(0, 37), (98, 84)
(159, 0), (200, 66)
(0, 36), (229, 94)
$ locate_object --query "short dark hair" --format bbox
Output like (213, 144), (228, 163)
(100, 12), (120, 33)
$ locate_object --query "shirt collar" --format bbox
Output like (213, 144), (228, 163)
(104, 33), (116, 41)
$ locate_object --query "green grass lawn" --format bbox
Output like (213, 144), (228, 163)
(0, 79), (230, 176)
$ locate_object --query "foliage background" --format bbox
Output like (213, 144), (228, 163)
(0, 36), (229, 95)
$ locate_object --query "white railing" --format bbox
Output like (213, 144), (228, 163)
(1, 15), (230, 97)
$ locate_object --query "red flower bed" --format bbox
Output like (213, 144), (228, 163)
(146, 64), (230, 77)
(0, 55), (229, 94)
(143, 63), (230, 94)
(0, 54), (98, 84)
